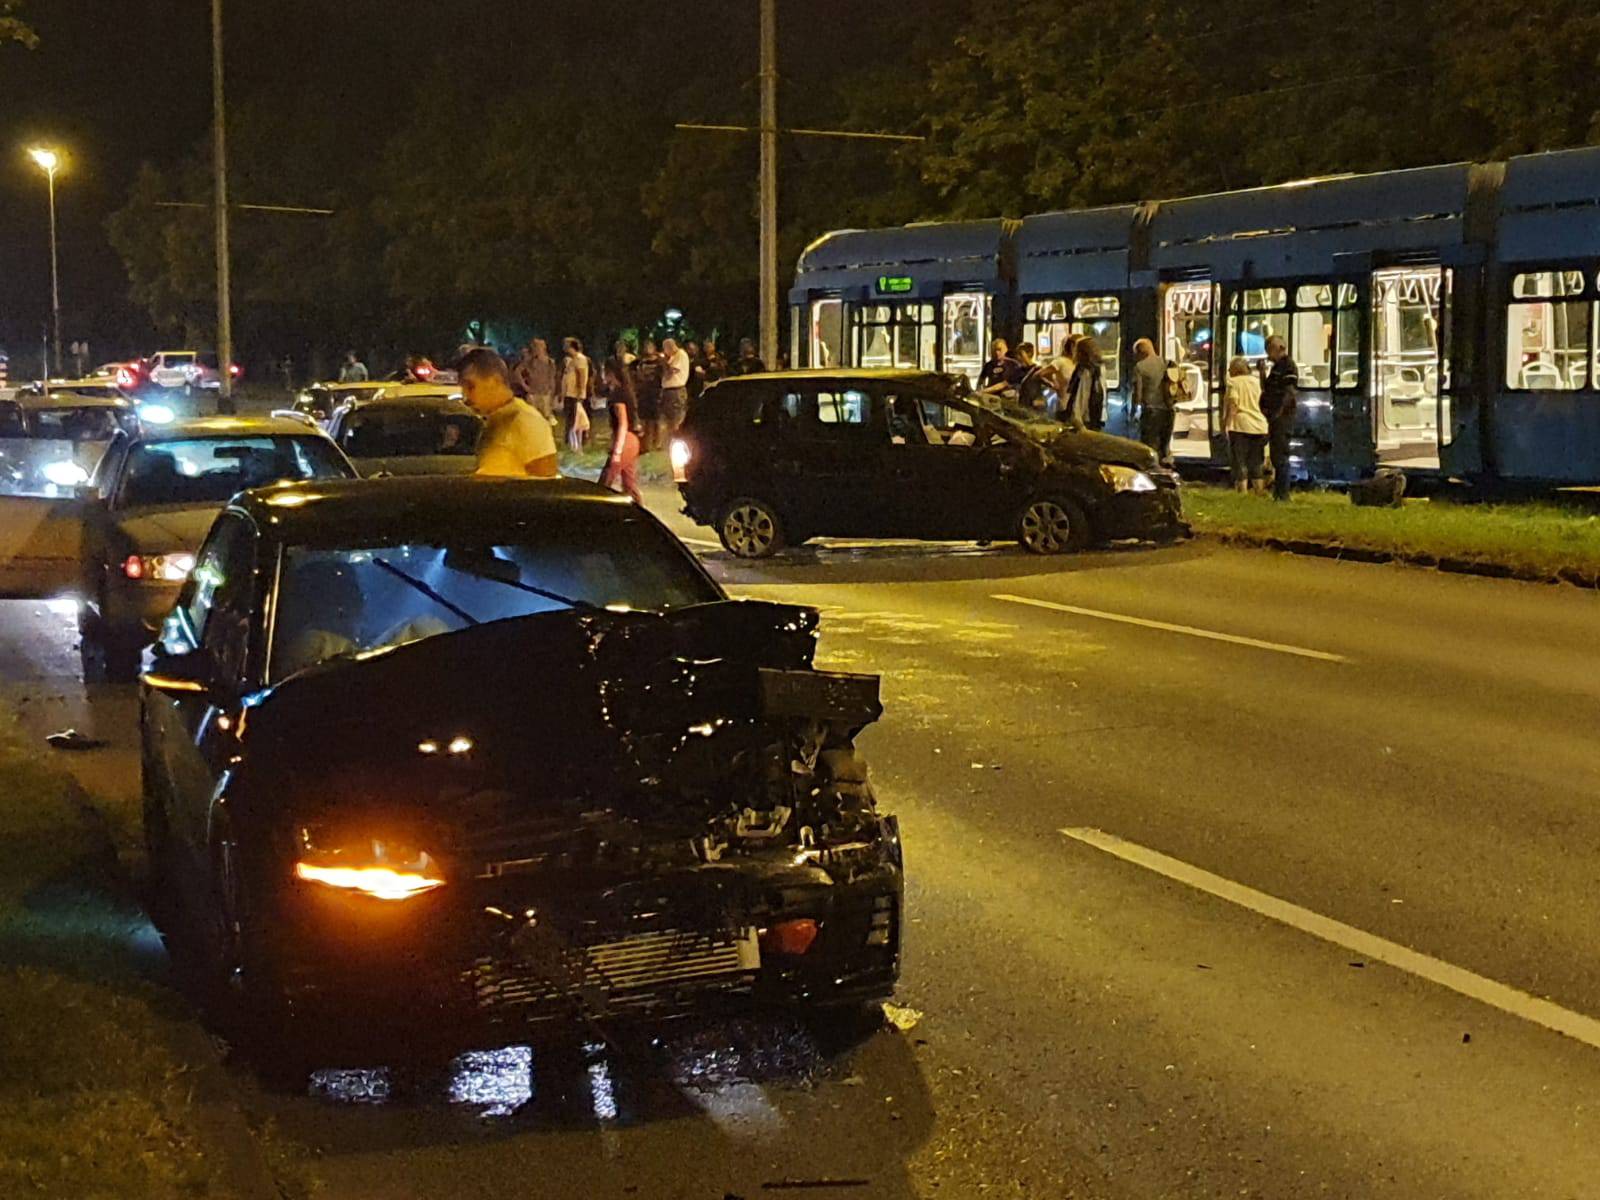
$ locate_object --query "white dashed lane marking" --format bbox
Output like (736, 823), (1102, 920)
(1062, 826), (1600, 1052)
(993, 593), (1348, 663)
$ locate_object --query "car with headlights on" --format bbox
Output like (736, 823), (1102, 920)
(324, 390), (482, 476)
(0, 414), (355, 680)
(0, 389), (141, 496)
(672, 368), (1186, 557)
(139, 477), (901, 1077)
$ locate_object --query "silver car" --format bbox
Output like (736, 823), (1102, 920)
(0, 413), (355, 680)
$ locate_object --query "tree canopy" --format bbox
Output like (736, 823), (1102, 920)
(105, 0), (1600, 367)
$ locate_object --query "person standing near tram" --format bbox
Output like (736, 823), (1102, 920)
(1130, 337), (1174, 464)
(1260, 334), (1299, 501)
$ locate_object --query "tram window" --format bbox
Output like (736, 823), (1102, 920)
(1229, 281), (1341, 389)
(1335, 292), (1362, 390)
(1244, 288), (1289, 311)
(1506, 270), (1590, 391)
(816, 389), (874, 432)
(942, 293), (990, 385)
(854, 301), (934, 371)
(1024, 296), (1122, 387)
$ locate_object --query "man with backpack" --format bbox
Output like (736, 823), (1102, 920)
(1130, 337), (1177, 465)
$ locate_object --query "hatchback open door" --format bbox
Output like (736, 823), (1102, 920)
(0, 496), (86, 598)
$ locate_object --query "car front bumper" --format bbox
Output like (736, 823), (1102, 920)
(257, 838), (904, 1040)
(1095, 481), (1186, 541)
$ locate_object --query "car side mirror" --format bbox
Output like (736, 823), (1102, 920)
(142, 646), (218, 699)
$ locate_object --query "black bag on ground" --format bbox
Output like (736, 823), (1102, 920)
(1349, 468), (1407, 507)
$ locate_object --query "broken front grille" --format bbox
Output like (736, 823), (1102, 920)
(467, 926), (760, 1012)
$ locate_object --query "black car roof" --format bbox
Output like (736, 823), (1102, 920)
(707, 368), (953, 388)
(342, 392), (475, 413)
(143, 414), (331, 441)
(232, 476), (635, 544)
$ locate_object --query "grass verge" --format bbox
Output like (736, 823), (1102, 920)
(1185, 486), (1600, 585)
(0, 704), (300, 1198)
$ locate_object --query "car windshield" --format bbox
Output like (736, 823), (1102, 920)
(118, 435), (349, 508)
(338, 408), (481, 458)
(270, 515), (719, 679)
(971, 392), (1060, 433)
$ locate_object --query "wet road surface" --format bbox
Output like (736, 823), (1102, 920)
(5, 484), (1600, 1197)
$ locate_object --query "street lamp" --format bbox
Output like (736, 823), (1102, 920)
(27, 147), (63, 377)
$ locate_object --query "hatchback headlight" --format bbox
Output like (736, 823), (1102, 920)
(293, 829), (445, 901)
(669, 437), (692, 482)
(1100, 464), (1157, 493)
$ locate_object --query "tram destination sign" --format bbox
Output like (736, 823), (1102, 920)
(875, 275), (915, 295)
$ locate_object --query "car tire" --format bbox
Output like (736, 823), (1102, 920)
(718, 497), (786, 559)
(88, 624), (143, 684)
(205, 827), (309, 1091)
(1016, 495), (1089, 555)
(141, 756), (181, 935)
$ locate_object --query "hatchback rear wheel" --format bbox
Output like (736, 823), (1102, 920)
(1017, 496), (1088, 555)
(719, 497), (785, 559)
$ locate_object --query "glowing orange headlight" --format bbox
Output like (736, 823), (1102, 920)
(293, 861), (445, 901)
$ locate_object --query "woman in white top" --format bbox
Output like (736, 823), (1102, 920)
(1223, 355), (1269, 493)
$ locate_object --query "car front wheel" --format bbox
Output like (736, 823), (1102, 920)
(1016, 496), (1089, 555)
(719, 497), (785, 559)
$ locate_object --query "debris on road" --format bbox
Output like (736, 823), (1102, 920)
(882, 1003), (923, 1032)
(45, 728), (107, 751)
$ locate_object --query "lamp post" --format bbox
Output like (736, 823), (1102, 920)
(27, 147), (63, 377)
(211, 0), (235, 413)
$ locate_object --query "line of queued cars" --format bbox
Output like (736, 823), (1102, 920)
(0, 363), (908, 1084)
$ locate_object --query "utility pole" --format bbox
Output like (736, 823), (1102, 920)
(758, 0), (778, 370)
(211, 0), (235, 414)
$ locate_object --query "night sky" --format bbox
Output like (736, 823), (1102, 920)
(0, 0), (883, 366)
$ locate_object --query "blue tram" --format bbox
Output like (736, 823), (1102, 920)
(789, 146), (1600, 484)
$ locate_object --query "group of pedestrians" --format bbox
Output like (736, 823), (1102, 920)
(980, 330), (1298, 501)
(979, 335), (1108, 428)
(494, 332), (767, 503)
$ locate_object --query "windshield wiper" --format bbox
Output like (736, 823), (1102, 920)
(372, 557), (481, 626)
(440, 560), (596, 612)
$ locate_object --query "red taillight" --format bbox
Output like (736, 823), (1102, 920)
(228, 362), (242, 378)
(759, 918), (819, 957)
(415, 363), (435, 380)
(121, 555), (145, 580)
(115, 365), (136, 389)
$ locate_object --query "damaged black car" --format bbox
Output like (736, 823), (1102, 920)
(140, 477), (901, 1070)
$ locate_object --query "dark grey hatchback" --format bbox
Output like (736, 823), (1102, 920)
(672, 369), (1185, 557)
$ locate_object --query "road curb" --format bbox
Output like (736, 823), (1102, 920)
(1200, 529), (1600, 590)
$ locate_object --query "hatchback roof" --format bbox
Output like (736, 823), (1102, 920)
(707, 368), (956, 387)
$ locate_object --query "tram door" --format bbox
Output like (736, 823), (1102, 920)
(1371, 266), (1450, 470)
(1161, 281), (1221, 460)
(941, 292), (990, 386)
(809, 298), (846, 369)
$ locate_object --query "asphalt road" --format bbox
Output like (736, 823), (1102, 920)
(6, 480), (1600, 1198)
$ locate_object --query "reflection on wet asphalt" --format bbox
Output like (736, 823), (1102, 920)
(304, 1015), (846, 1123)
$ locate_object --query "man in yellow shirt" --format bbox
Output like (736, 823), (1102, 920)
(460, 348), (560, 478)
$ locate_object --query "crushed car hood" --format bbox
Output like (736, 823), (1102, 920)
(1037, 425), (1159, 469)
(247, 599), (879, 834)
